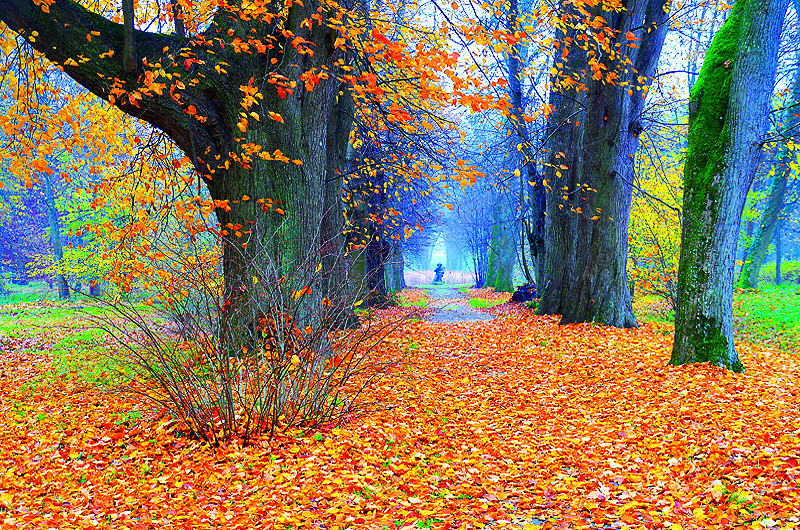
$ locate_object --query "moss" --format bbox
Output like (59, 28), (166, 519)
(681, 0), (745, 260)
(486, 223), (500, 288)
(673, 0), (748, 374)
(672, 312), (744, 373)
(494, 267), (514, 293)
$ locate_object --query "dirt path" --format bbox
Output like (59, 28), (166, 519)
(425, 285), (495, 323)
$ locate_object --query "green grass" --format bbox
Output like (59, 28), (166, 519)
(395, 290), (430, 308)
(734, 282), (800, 350)
(758, 260), (800, 283)
(0, 296), (144, 388)
(634, 283), (800, 351)
(0, 281), (58, 305)
(467, 298), (504, 309)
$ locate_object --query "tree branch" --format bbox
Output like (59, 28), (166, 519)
(0, 0), (224, 174)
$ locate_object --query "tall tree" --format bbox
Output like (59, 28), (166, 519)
(537, 0), (671, 327)
(1, 0), (357, 333)
(41, 170), (70, 300)
(671, 0), (789, 372)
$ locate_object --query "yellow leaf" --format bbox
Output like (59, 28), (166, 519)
(0, 492), (13, 507)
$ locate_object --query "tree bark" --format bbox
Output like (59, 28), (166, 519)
(121, 0), (137, 72)
(737, 57), (800, 288)
(384, 239), (406, 295)
(776, 221), (782, 284)
(740, 219), (754, 274)
(42, 171), (70, 300)
(538, 0), (670, 327)
(671, 0), (788, 372)
(487, 191), (516, 293)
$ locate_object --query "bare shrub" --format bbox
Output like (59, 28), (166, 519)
(95, 238), (405, 445)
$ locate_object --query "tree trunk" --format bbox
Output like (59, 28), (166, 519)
(42, 171), (70, 300)
(737, 56), (800, 288)
(740, 220), (754, 274)
(776, 221), (782, 284)
(738, 170), (789, 287)
(384, 240), (406, 295)
(471, 237), (488, 288)
(538, 0), (670, 327)
(529, 167), (547, 290)
(487, 193), (516, 293)
(671, 0), (788, 372)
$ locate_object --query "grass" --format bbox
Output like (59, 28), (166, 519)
(395, 289), (431, 308)
(734, 282), (800, 350)
(0, 281), (58, 304)
(467, 298), (505, 309)
(404, 269), (475, 287)
(634, 282), (800, 351)
(0, 286), (152, 388)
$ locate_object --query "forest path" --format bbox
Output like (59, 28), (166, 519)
(424, 285), (495, 323)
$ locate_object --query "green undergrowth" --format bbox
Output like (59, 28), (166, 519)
(1, 303), (141, 390)
(635, 284), (800, 351)
(395, 290), (430, 308)
(467, 298), (505, 309)
(734, 282), (800, 351)
(758, 260), (800, 283)
(0, 281), (58, 305)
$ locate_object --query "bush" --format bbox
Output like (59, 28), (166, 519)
(96, 242), (401, 445)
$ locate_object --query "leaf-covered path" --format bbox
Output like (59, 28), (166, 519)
(425, 286), (496, 323)
(1, 298), (799, 529)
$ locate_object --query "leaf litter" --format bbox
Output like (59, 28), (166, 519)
(0, 296), (798, 529)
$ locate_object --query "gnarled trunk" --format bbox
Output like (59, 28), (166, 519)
(42, 171), (70, 300)
(538, 0), (670, 327)
(0, 0), (356, 345)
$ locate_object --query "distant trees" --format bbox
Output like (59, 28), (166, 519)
(447, 179), (495, 287)
(738, 56), (800, 288)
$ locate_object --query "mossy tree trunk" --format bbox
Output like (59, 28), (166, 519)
(671, 0), (789, 372)
(776, 222), (783, 284)
(537, 0), (670, 328)
(1, 0), (356, 337)
(384, 240), (406, 296)
(738, 55), (800, 288)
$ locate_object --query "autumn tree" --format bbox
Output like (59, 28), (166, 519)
(1, 0), (476, 338)
(536, 0), (671, 328)
(670, 0), (789, 372)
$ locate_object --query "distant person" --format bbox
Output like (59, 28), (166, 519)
(433, 263), (445, 284)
